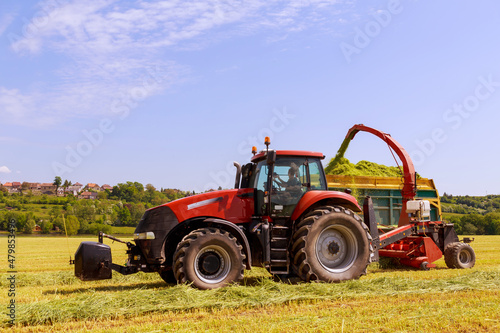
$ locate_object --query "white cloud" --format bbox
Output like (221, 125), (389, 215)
(0, 166), (12, 174)
(0, 13), (15, 37)
(0, 87), (39, 124)
(4, 0), (350, 127)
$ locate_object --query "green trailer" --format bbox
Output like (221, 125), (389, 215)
(327, 174), (442, 226)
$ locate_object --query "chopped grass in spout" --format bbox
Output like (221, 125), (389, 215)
(324, 136), (351, 174)
(325, 136), (421, 178)
(326, 157), (408, 178)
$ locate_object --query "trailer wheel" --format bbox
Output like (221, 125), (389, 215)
(444, 242), (476, 269)
(420, 261), (430, 271)
(173, 228), (245, 289)
(291, 206), (372, 282)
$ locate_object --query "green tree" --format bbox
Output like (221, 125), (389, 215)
(0, 211), (18, 231)
(49, 206), (63, 220)
(128, 203), (146, 224)
(74, 201), (96, 223)
(53, 176), (62, 194)
(462, 222), (478, 235)
(116, 207), (132, 226)
(21, 182), (30, 194)
(23, 217), (36, 234)
(41, 220), (53, 234)
(52, 215), (64, 231)
(144, 184), (157, 203)
(111, 182), (144, 202)
(86, 223), (112, 235)
(65, 215), (80, 235)
(62, 180), (72, 196)
(16, 213), (27, 233)
(484, 212), (500, 235)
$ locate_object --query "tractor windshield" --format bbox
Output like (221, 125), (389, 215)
(253, 156), (326, 217)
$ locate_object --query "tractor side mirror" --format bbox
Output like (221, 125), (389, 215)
(266, 150), (276, 165)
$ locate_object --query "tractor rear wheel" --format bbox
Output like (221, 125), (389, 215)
(291, 206), (372, 282)
(173, 228), (245, 289)
(444, 242), (475, 269)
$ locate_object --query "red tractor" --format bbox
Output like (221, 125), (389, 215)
(73, 125), (475, 289)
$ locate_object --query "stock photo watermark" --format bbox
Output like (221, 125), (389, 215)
(410, 74), (499, 165)
(51, 66), (166, 176)
(6, 218), (17, 326)
(196, 107), (296, 193)
(7, 0), (67, 51)
(339, 0), (403, 64)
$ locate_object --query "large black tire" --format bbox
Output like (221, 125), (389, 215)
(158, 269), (176, 284)
(291, 206), (372, 282)
(444, 242), (476, 269)
(173, 228), (245, 289)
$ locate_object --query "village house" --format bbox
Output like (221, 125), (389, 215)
(40, 183), (57, 194)
(2, 182), (22, 194)
(57, 187), (65, 196)
(85, 183), (101, 192)
(101, 184), (113, 191)
(29, 183), (41, 190)
(64, 182), (84, 196)
(1, 180), (113, 197)
(79, 191), (98, 200)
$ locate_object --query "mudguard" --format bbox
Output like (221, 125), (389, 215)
(291, 190), (361, 221)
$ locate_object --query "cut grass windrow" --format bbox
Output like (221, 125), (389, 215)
(9, 269), (500, 327)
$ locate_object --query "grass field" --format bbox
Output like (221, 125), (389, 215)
(442, 213), (468, 220)
(1, 235), (499, 332)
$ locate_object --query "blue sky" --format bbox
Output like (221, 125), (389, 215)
(1, 0), (499, 196)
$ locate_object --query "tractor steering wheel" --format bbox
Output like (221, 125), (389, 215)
(273, 173), (283, 191)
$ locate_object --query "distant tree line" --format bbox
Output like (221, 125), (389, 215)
(441, 193), (500, 235)
(0, 182), (190, 235)
(445, 213), (500, 235)
(441, 193), (500, 214)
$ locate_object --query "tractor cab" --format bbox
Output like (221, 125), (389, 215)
(249, 149), (327, 218)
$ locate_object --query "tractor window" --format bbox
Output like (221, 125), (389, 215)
(240, 163), (255, 189)
(253, 157), (325, 217)
(253, 161), (269, 215)
(254, 161), (269, 193)
(309, 159), (327, 190)
(270, 157), (307, 216)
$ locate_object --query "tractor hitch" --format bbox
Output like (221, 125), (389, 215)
(462, 237), (474, 244)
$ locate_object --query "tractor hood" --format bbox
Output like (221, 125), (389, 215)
(134, 188), (254, 265)
(157, 188), (255, 224)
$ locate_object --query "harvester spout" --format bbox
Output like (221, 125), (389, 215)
(330, 124), (417, 226)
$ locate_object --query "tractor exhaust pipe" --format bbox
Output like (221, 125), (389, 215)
(234, 161), (241, 189)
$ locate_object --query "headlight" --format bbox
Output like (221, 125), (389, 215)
(133, 232), (155, 240)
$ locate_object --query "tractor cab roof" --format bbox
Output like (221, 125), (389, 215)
(251, 150), (325, 163)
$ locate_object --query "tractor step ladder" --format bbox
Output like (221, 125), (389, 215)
(269, 225), (290, 274)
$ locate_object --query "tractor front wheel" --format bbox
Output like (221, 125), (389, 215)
(173, 228), (245, 289)
(158, 269), (176, 284)
(291, 206), (372, 282)
(444, 242), (476, 269)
